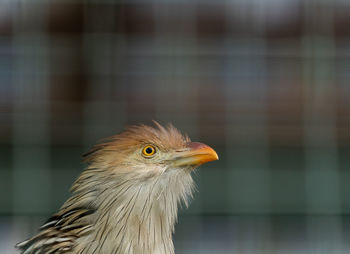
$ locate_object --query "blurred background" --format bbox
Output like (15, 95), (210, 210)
(1, 0), (350, 253)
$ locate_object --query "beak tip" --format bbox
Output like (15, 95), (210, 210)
(187, 142), (219, 165)
(173, 142), (219, 168)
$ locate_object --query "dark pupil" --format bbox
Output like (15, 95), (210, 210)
(145, 147), (153, 154)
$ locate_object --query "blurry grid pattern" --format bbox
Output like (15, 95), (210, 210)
(1, 0), (350, 253)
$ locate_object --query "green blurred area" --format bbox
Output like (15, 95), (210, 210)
(2, 1), (350, 253)
(0, 0), (350, 218)
(2, 144), (350, 215)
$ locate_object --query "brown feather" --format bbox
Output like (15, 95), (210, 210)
(16, 122), (203, 254)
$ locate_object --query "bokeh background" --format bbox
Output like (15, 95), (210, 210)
(1, 0), (350, 253)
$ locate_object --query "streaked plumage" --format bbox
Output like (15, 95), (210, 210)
(16, 122), (218, 254)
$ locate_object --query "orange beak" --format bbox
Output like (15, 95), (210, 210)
(172, 142), (219, 168)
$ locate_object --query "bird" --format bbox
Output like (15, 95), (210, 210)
(16, 122), (218, 254)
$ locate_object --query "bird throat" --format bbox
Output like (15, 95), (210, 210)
(71, 169), (194, 254)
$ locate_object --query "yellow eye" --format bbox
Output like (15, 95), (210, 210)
(142, 145), (156, 157)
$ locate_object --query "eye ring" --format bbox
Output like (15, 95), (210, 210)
(142, 145), (156, 157)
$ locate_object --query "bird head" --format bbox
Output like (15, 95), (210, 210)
(16, 122), (219, 254)
(82, 122), (218, 182)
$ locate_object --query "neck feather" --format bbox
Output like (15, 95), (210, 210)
(66, 167), (194, 254)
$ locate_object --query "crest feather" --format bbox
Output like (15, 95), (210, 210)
(83, 122), (190, 164)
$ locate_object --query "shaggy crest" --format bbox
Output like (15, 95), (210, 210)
(83, 122), (190, 165)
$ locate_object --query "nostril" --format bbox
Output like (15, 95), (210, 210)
(187, 142), (208, 150)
